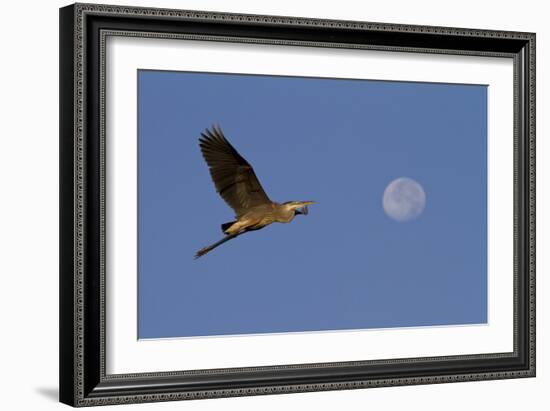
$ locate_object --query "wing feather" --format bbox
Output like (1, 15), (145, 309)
(199, 125), (271, 216)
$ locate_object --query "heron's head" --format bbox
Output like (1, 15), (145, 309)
(283, 200), (315, 215)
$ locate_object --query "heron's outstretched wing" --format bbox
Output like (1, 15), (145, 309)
(199, 125), (271, 216)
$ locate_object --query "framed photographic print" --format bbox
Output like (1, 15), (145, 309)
(59, 2), (536, 407)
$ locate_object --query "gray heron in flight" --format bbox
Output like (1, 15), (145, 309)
(195, 125), (314, 258)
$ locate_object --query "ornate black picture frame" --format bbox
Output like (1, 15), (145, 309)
(60, 3), (535, 407)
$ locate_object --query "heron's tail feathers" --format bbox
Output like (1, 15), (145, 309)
(221, 221), (236, 234)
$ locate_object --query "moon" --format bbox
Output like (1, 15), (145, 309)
(382, 177), (426, 222)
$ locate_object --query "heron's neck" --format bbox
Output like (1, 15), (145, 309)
(278, 204), (296, 222)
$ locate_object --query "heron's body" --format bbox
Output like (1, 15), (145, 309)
(223, 203), (297, 235)
(195, 125), (313, 258)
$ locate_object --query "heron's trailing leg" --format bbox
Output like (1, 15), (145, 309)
(194, 233), (240, 259)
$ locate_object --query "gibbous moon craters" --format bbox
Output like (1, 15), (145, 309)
(382, 177), (426, 222)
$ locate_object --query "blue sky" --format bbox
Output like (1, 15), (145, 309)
(138, 70), (487, 339)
